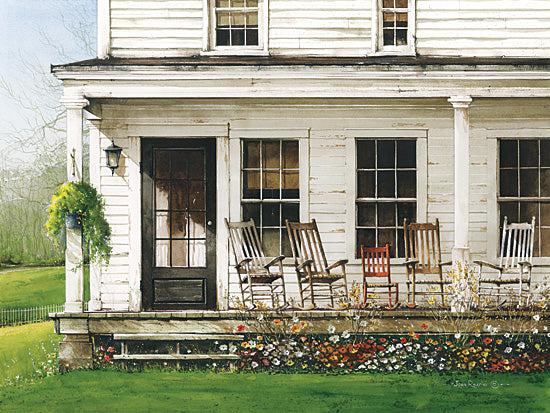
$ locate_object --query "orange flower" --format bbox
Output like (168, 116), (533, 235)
(409, 331), (415, 337)
(379, 337), (387, 343)
(496, 339), (502, 345)
(291, 325), (301, 333)
(446, 341), (452, 346)
(300, 336), (307, 342)
(421, 323), (428, 329)
(257, 335), (263, 341)
(300, 321), (307, 328)
(273, 319), (282, 325)
(483, 338), (492, 345)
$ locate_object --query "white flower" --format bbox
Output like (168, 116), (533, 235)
(360, 320), (367, 327)
(532, 328), (539, 334)
(454, 333), (462, 339)
(504, 347), (512, 353)
(438, 364), (445, 370)
(358, 364), (366, 369)
(212, 363), (217, 367)
(533, 315), (540, 321)
(293, 316), (300, 323)
(257, 314), (264, 321)
(353, 314), (360, 321)
(290, 341), (297, 347)
(518, 342), (525, 349)
(491, 327), (498, 335)
(387, 366), (393, 371)
(544, 326), (548, 331)
(251, 361), (259, 369)
(219, 344), (228, 351)
(381, 358), (388, 364)
(484, 324), (492, 331)
(272, 358), (280, 366)
(388, 346), (395, 352)
(229, 345), (237, 353)
(295, 351), (303, 358)
(414, 344), (421, 350)
(329, 335), (340, 343)
(342, 330), (351, 339)
(328, 325), (336, 334)
(504, 332), (510, 338)
(283, 349), (290, 356)
(428, 358), (435, 364)
(396, 343), (403, 349)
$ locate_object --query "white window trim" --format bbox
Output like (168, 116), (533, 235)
(486, 129), (550, 265)
(202, 0), (269, 55)
(345, 129), (427, 264)
(229, 127), (310, 261)
(371, 0), (416, 56)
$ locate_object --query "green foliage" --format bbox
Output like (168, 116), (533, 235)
(0, 370), (549, 411)
(0, 322), (62, 386)
(45, 181), (111, 266)
(0, 267), (89, 309)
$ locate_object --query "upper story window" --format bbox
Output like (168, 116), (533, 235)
(374, 0), (415, 54)
(207, 0), (266, 53)
(498, 139), (550, 257)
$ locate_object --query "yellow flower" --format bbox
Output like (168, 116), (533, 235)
(273, 319), (282, 325)
(300, 321), (307, 328)
(291, 325), (301, 333)
(241, 342), (250, 348)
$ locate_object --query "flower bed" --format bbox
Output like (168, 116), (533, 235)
(234, 319), (550, 374)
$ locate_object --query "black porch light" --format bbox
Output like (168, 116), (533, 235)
(104, 139), (123, 175)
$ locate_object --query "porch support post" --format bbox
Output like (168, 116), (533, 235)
(61, 92), (89, 313)
(448, 96), (472, 265)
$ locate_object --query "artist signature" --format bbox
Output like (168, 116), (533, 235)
(447, 380), (509, 389)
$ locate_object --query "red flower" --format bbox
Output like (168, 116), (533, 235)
(401, 338), (407, 344)
(483, 337), (492, 344)
(105, 356), (111, 362)
(379, 337), (387, 343)
(470, 339), (476, 345)
(421, 323), (428, 329)
(107, 347), (115, 353)
(237, 324), (246, 332)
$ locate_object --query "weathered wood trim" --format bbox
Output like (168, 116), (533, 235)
(98, 0), (111, 59)
(345, 136), (356, 261)
(344, 128), (428, 138)
(486, 128), (550, 138)
(486, 136), (498, 262)
(127, 136), (141, 311)
(299, 131), (310, 222)
(217, 134), (230, 310)
(229, 126), (310, 139)
(228, 137), (241, 223)
(127, 123), (228, 137)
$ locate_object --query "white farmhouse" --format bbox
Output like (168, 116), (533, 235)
(51, 0), (550, 369)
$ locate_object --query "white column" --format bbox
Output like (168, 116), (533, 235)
(448, 96), (472, 264)
(97, 0), (111, 59)
(61, 93), (89, 313)
(87, 118), (102, 311)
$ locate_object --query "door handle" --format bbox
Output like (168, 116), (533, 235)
(207, 220), (213, 226)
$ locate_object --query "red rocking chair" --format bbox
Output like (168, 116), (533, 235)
(361, 244), (399, 310)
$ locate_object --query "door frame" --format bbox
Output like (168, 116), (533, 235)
(141, 138), (217, 310)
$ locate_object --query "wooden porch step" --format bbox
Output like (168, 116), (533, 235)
(113, 354), (240, 361)
(113, 334), (244, 341)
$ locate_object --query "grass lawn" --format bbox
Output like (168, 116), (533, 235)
(0, 322), (62, 383)
(0, 370), (548, 412)
(0, 267), (89, 308)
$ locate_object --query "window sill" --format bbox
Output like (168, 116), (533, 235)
(201, 49), (269, 57)
(370, 50), (416, 57)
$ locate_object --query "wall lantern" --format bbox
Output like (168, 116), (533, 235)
(104, 139), (123, 175)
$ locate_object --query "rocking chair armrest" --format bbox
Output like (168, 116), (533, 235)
(264, 255), (286, 269)
(325, 259), (348, 271)
(296, 259), (314, 271)
(404, 259), (419, 268)
(518, 261), (533, 268)
(236, 258), (253, 269)
(473, 260), (503, 271)
(439, 261), (452, 267)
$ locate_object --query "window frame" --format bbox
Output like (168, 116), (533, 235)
(486, 130), (550, 265)
(203, 0), (269, 55)
(345, 129), (427, 264)
(229, 127), (310, 261)
(371, 0), (416, 56)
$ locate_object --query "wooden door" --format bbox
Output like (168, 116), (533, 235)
(142, 139), (216, 310)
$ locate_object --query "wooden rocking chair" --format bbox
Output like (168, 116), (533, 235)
(361, 245), (399, 310)
(286, 219), (348, 309)
(474, 216), (535, 308)
(225, 218), (287, 309)
(403, 218), (452, 308)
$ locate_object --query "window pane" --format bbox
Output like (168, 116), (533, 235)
(243, 141), (260, 168)
(189, 181), (205, 209)
(383, 12), (395, 27)
(282, 171), (299, 196)
(519, 202), (538, 223)
(282, 228), (292, 257)
(541, 169), (550, 196)
(263, 141), (280, 168)
(231, 29), (245, 45)
(357, 140), (375, 169)
(282, 203), (300, 223)
(247, 0), (259, 7)
(383, 0), (395, 7)
(499, 202), (519, 224)
(262, 228), (280, 257)
(171, 212), (187, 238)
(172, 240), (188, 267)
(172, 151), (188, 179)
(395, 0), (408, 8)
(541, 141), (550, 167)
(246, 12), (258, 26)
(541, 229), (550, 257)
(396, 29), (407, 45)
(533, 228), (540, 258)
(231, 12), (245, 26)
(262, 203), (280, 227)
(189, 212), (206, 238)
(188, 150), (205, 179)
(216, 0), (229, 7)
(377, 170), (395, 198)
(217, 11), (230, 26)
(357, 229), (376, 256)
(243, 171), (260, 199)
(499, 169), (518, 197)
(383, 29), (395, 46)
(233, 0), (245, 7)
(156, 240), (170, 267)
(541, 203), (550, 226)
(378, 203), (396, 226)
(156, 212), (170, 238)
(397, 140), (415, 168)
(189, 240), (206, 267)
(357, 171), (375, 198)
(377, 140), (395, 168)
(499, 140), (517, 168)
(397, 202), (416, 227)
(378, 229), (396, 258)
(155, 180), (170, 210)
(155, 151), (170, 179)
(282, 141), (299, 168)
(171, 181), (188, 210)
(357, 203), (376, 227)
(263, 172), (280, 199)
(520, 169), (538, 197)
(397, 229), (405, 258)
(242, 203), (260, 224)
(519, 140), (538, 167)
(397, 170), (416, 198)
(396, 12), (408, 26)
(216, 29), (230, 46)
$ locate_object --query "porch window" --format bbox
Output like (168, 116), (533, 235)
(498, 139), (550, 257)
(241, 139), (299, 257)
(213, 0), (260, 48)
(356, 138), (417, 258)
(374, 0), (415, 54)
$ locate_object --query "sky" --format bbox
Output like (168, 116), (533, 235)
(0, 0), (96, 166)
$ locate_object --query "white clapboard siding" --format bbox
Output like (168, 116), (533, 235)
(110, 0), (203, 57)
(416, 0), (550, 57)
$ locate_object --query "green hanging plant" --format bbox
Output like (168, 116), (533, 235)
(45, 181), (112, 265)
